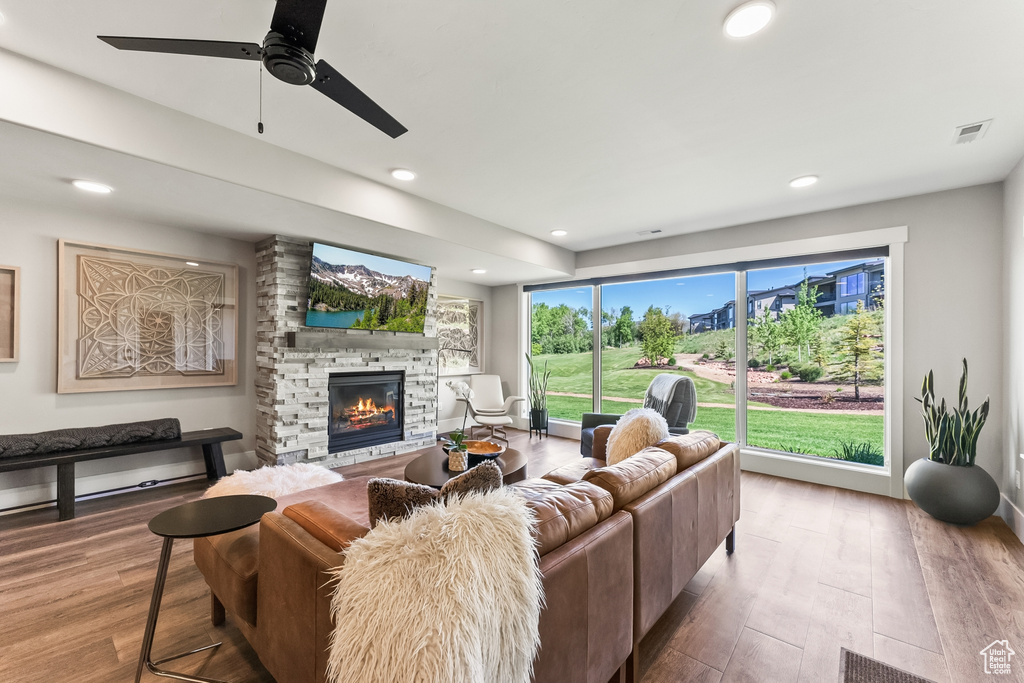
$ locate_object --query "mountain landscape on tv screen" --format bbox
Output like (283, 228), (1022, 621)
(307, 254), (430, 332)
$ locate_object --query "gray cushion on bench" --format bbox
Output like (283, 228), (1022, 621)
(0, 418), (182, 459)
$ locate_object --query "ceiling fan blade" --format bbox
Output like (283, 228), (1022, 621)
(98, 36), (262, 61)
(271, 0), (329, 54)
(310, 60), (408, 138)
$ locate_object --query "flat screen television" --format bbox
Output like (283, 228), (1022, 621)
(305, 242), (432, 333)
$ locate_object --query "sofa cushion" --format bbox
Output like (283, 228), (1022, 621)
(542, 457), (606, 485)
(655, 431), (722, 471)
(513, 479), (614, 556)
(582, 446), (678, 510)
(282, 500), (369, 552)
(606, 408), (670, 465)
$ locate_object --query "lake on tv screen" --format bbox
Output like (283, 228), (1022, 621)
(305, 309), (367, 329)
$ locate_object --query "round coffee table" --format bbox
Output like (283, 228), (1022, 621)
(404, 445), (528, 488)
(136, 494), (277, 683)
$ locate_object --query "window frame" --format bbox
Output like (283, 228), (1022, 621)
(522, 226), (907, 498)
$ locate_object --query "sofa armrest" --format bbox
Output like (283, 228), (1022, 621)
(581, 412), (622, 430)
(256, 512), (345, 683)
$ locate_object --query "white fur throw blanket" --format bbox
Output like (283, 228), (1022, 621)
(327, 487), (543, 683)
(606, 407), (670, 465)
(201, 463), (342, 499)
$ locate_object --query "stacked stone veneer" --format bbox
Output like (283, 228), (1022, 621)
(255, 236), (438, 469)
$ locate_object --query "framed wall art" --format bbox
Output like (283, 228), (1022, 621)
(57, 240), (239, 394)
(437, 295), (484, 376)
(0, 265), (19, 363)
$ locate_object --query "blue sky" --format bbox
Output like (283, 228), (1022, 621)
(312, 242), (431, 281)
(532, 258), (869, 320)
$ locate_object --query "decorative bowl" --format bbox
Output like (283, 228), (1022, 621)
(463, 440), (506, 458)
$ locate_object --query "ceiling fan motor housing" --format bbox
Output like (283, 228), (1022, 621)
(262, 31), (316, 85)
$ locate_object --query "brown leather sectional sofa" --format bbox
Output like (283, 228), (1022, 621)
(193, 431), (739, 683)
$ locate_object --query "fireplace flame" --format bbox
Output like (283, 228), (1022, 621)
(343, 396), (396, 428)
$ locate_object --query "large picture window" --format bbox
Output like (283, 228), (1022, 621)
(526, 250), (889, 470)
(529, 287), (593, 422)
(745, 259), (884, 466)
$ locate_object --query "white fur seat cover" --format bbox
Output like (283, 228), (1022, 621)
(606, 407), (670, 465)
(201, 462), (342, 499)
(326, 487), (543, 683)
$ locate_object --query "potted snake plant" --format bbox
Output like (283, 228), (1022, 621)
(526, 353), (551, 432)
(905, 358), (998, 525)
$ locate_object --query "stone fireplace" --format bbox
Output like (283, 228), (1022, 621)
(254, 236), (438, 469)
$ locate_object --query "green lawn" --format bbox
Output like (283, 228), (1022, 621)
(537, 347), (884, 464)
(535, 347), (743, 408)
(547, 396), (884, 464)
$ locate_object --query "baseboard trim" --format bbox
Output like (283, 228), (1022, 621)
(998, 493), (1024, 545)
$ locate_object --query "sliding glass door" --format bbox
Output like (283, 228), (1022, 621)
(600, 274), (737, 441)
(526, 251), (889, 470)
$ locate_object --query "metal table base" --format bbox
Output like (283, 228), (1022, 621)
(135, 537), (224, 683)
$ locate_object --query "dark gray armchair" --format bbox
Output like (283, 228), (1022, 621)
(580, 374), (697, 457)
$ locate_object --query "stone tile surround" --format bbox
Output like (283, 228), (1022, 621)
(255, 236), (438, 469)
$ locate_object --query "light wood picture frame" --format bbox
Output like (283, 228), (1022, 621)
(437, 295), (484, 376)
(57, 240), (239, 394)
(0, 265), (19, 363)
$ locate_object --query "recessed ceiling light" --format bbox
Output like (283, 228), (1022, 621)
(789, 175), (819, 188)
(185, 261), (199, 267)
(724, 1), (775, 38)
(71, 179), (113, 194)
(471, 268), (487, 274)
(550, 229), (568, 237)
(390, 168), (416, 181)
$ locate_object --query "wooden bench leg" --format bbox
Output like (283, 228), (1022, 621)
(202, 443), (227, 480)
(625, 643), (640, 683)
(211, 593), (225, 626)
(57, 462), (75, 521)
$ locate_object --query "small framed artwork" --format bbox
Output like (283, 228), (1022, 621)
(0, 265), (19, 362)
(437, 295), (484, 376)
(57, 240), (239, 394)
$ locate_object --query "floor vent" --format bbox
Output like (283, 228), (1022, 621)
(953, 119), (991, 144)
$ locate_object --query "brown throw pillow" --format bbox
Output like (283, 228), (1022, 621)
(439, 460), (503, 500)
(366, 478), (438, 528)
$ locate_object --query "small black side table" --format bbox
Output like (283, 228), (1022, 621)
(136, 495), (276, 683)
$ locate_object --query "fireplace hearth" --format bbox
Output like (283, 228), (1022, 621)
(329, 371), (404, 452)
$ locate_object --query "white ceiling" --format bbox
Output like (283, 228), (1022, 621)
(1, 0), (1023, 254)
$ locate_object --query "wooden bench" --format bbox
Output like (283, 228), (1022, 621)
(0, 427), (242, 521)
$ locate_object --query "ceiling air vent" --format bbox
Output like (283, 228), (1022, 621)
(953, 119), (992, 145)
(637, 229), (663, 236)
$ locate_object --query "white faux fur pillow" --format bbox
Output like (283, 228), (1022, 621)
(202, 462), (342, 499)
(327, 487), (542, 683)
(605, 408), (670, 465)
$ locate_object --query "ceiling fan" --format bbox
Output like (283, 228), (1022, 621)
(98, 0), (407, 138)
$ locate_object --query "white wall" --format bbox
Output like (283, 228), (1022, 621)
(434, 277), (493, 433)
(0, 197), (258, 511)
(1002, 157), (1024, 536)
(501, 184), (1005, 486)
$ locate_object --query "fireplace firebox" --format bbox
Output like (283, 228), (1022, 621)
(328, 371), (404, 452)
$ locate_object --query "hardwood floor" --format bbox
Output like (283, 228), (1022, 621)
(1, 430), (1022, 682)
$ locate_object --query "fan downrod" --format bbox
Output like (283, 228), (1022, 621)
(261, 31), (316, 86)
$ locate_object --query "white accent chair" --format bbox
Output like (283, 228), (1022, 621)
(460, 375), (525, 443)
